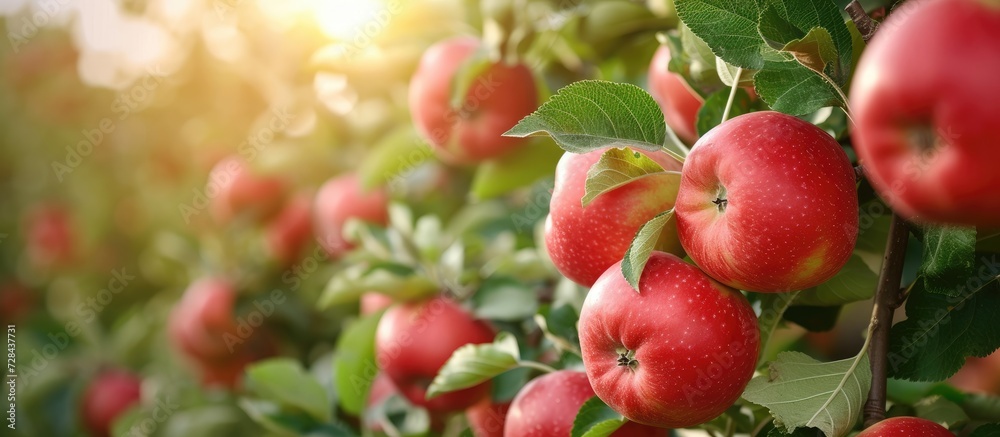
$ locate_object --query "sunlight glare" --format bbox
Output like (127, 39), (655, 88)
(309, 0), (385, 41)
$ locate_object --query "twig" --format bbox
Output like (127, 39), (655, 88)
(862, 213), (910, 427)
(846, 0), (879, 43)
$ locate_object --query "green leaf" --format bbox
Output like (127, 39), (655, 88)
(753, 60), (842, 115)
(333, 311), (382, 416)
(471, 137), (563, 200)
(581, 148), (677, 206)
(571, 396), (626, 437)
(794, 255), (878, 306)
(755, 0), (854, 83)
(426, 332), (521, 399)
(674, 0), (774, 69)
(695, 87), (753, 137)
(358, 127), (427, 190)
(246, 359), (333, 422)
(742, 351), (872, 436)
(971, 423), (1000, 437)
(621, 210), (674, 292)
(913, 395), (970, 430)
(318, 263), (438, 308)
(887, 268), (1000, 382)
(503, 80), (666, 154)
(921, 226), (977, 297)
(471, 276), (539, 321)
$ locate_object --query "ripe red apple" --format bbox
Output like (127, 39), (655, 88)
(265, 192), (314, 266)
(208, 156), (286, 224)
(375, 297), (495, 412)
(466, 399), (510, 437)
(579, 252), (759, 428)
(408, 36), (538, 164)
(505, 370), (667, 437)
(80, 370), (142, 437)
(168, 278), (239, 363)
(674, 111), (858, 293)
(313, 173), (389, 257)
(24, 203), (75, 269)
(849, 0), (1000, 227)
(648, 45), (704, 145)
(948, 349), (1000, 395)
(857, 416), (953, 436)
(545, 148), (684, 287)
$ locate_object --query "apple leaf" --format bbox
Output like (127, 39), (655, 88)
(581, 148), (678, 207)
(471, 276), (538, 321)
(503, 80), (666, 154)
(755, 0), (854, 84)
(971, 424), (1000, 437)
(674, 0), (776, 70)
(742, 351), (871, 437)
(332, 310), (383, 416)
(715, 57), (755, 87)
(471, 137), (563, 200)
(621, 210), (674, 292)
(753, 59), (843, 115)
(358, 127), (427, 190)
(794, 255), (878, 306)
(914, 395), (970, 430)
(571, 396), (626, 437)
(246, 359), (333, 422)
(767, 427), (820, 437)
(426, 333), (521, 399)
(887, 267), (1000, 382)
(920, 226), (976, 297)
(695, 87), (753, 137)
(318, 263), (438, 309)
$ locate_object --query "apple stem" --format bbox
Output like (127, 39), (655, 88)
(845, 0), (879, 43)
(517, 360), (558, 374)
(862, 213), (910, 428)
(720, 68), (743, 124)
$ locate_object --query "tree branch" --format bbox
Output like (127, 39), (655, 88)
(863, 213), (909, 428)
(846, 0), (879, 43)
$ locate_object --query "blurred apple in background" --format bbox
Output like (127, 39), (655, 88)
(80, 370), (142, 437)
(648, 45), (703, 145)
(208, 156), (287, 224)
(24, 202), (76, 270)
(265, 191), (314, 266)
(408, 36), (538, 164)
(313, 173), (389, 257)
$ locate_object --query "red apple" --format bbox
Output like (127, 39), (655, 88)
(313, 173), (389, 257)
(505, 370), (668, 437)
(408, 36), (538, 164)
(208, 156), (286, 224)
(674, 111), (858, 293)
(579, 252), (759, 428)
(24, 203), (75, 269)
(857, 416), (953, 437)
(265, 192), (314, 266)
(545, 148), (684, 287)
(467, 399), (511, 437)
(80, 370), (142, 437)
(948, 349), (1000, 395)
(467, 399), (510, 437)
(849, 0), (1000, 227)
(648, 45), (704, 145)
(168, 278), (239, 363)
(376, 297), (495, 412)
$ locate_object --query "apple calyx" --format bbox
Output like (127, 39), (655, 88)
(909, 124), (946, 156)
(616, 349), (638, 370)
(712, 186), (729, 212)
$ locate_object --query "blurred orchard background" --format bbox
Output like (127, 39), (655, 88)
(1, 0), (997, 436)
